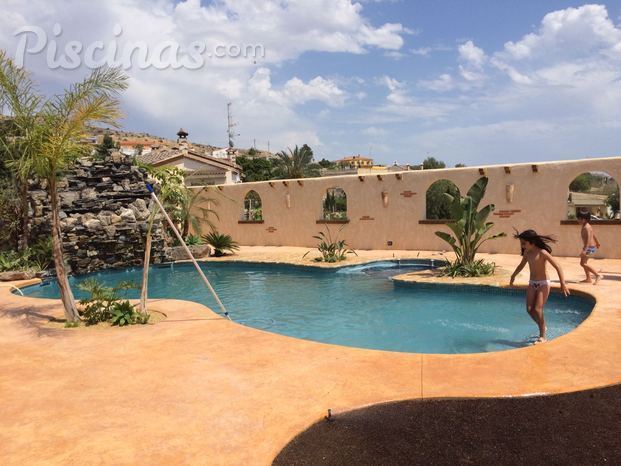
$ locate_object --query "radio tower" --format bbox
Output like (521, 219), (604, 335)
(227, 102), (239, 149)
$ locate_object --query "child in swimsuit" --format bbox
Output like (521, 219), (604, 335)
(510, 230), (570, 343)
(577, 211), (602, 284)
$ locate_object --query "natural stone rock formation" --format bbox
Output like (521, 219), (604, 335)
(165, 245), (211, 262)
(28, 153), (167, 275)
(0, 271), (34, 281)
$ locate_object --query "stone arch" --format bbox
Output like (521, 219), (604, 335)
(322, 187), (348, 220)
(242, 190), (263, 221)
(426, 179), (460, 220)
(567, 172), (619, 220)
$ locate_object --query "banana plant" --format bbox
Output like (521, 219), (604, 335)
(435, 177), (506, 265)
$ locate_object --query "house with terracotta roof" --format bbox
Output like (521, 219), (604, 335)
(137, 129), (242, 186)
(336, 154), (374, 169)
(119, 139), (157, 156)
(567, 191), (611, 219)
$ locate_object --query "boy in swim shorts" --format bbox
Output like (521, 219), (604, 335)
(577, 211), (602, 284)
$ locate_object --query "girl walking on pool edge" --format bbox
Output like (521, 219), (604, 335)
(510, 230), (570, 344)
(577, 211), (602, 284)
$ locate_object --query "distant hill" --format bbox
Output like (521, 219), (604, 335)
(85, 126), (273, 158)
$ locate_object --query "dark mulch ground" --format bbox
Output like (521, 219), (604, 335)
(273, 385), (621, 466)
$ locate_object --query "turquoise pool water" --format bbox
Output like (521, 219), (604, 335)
(19, 260), (593, 354)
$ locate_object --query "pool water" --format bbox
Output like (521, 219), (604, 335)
(20, 260), (593, 354)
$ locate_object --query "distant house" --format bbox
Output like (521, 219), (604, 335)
(567, 192), (610, 218)
(336, 155), (374, 169)
(119, 139), (155, 156)
(137, 129), (242, 186)
(211, 147), (239, 161)
(138, 148), (241, 185)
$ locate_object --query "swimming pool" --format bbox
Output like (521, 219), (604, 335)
(19, 260), (593, 354)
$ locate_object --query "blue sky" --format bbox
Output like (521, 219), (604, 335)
(1, 0), (621, 166)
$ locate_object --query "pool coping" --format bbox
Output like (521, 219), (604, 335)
(1, 248), (620, 465)
(13, 258), (595, 356)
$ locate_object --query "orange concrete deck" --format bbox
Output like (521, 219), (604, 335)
(1, 247), (620, 465)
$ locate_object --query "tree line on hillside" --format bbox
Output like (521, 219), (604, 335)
(237, 152), (466, 182)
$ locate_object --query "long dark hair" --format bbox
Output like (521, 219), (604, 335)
(514, 229), (556, 255)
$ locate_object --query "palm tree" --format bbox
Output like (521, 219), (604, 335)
(0, 50), (43, 251)
(179, 188), (219, 239)
(34, 67), (128, 322)
(275, 145), (314, 179)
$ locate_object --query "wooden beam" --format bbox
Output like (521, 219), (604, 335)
(478, 168), (486, 176)
(297, 180), (304, 186)
(282, 181), (289, 187)
(504, 166), (511, 174)
(376, 174), (383, 181)
(268, 181), (275, 187)
(217, 185), (223, 191)
(395, 173), (402, 180)
(358, 176), (365, 182)
(531, 164), (538, 173)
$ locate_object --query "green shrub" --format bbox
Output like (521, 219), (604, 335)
(185, 234), (203, 246)
(202, 231), (240, 257)
(438, 258), (496, 278)
(77, 279), (148, 326)
(0, 181), (20, 249)
(0, 238), (53, 273)
(110, 300), (143, 326)
(304, 225), (356, 263)
(0, 251), (23, 272)
(435, 177), (506, 277)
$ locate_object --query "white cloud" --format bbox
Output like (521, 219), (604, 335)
(410, 44), (452, 57)
(492, 4), (621, 86)
(458, 40), (486, 82)
(501, 4), (621, 61)
(384, 50), (407, 60)
(0, 0), (402, 152)
(374, 75), (455, 121)
(417, 73), (454, 92)
(283, 75), (346, 107)
(363, 5), (621, 164)
(489, 58), (532, 85)
(361, 126), (387, 137)
(458, 40), (486, 67)
(411, 46), (432, 56)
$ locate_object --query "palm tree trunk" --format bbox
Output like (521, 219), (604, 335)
(140, 205), (159, 314)
(140, 231), (152, 314)
(18, 179), (30, 251)
(181, 217), (189, 239)
(49, 175), (80, 322)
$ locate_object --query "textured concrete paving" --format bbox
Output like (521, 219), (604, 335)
(1, 247), (620, 465)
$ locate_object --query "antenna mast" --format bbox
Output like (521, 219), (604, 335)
(227, 102), (239, 148)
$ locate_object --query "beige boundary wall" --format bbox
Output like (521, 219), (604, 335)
(195, 156), (621, 258)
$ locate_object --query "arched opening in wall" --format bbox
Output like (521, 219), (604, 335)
(242, 190), (263, 221)
(322, 188), (348, 221)
(426, 180), (460, 220)
(567, 172), (620, 220)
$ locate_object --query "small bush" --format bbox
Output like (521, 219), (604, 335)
(304, 225), (356, 263)
(438, 258), (496, 278)
(185, 234), (203, 246)
(202, 231), (239, 257)
(77, 279), (148, 326)
(110, 300), (142, 326)
(0, 237), (53, 273)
